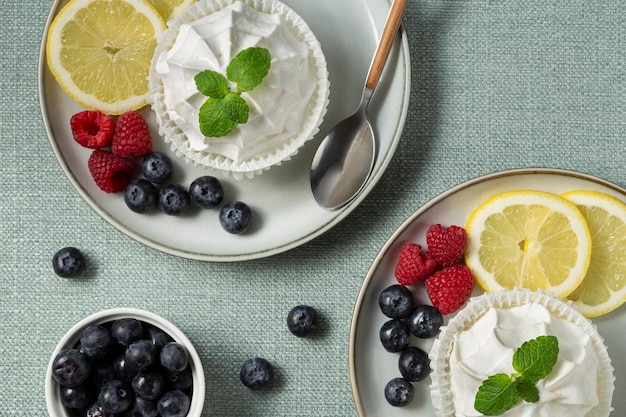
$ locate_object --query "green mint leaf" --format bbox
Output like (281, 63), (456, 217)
(198, 92), (249, 137)
(226, 47), (271, 92)
(194, 70), (230, 98)
(223, 92), (249, 124)
(516, 378), (540, 403)
(512, 335), (559, 383)
(195, 47), (270, 136)
(474, 374), (520, 416)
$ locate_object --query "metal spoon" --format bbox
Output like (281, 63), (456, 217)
(310, 0), (409, 210)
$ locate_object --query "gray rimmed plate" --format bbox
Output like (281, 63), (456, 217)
(38, 0), (410, 261)
(349, 168), (626, 416)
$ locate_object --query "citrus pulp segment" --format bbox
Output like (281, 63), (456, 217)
(562, 190), (626, 317)
(46, 0), (166, 115)
(464, 190), (592, 298)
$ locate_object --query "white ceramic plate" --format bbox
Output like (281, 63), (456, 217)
(349, 168), (626, 417)
(38, 0), (410, 261)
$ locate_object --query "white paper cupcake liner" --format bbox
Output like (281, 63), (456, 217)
(148, 0), (330, 180)
(429, 289), (615, 417)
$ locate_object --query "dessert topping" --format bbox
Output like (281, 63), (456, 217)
(474, 335), (559, 416)
(194, 47), (271, 137)
(152, 1), (325, 164)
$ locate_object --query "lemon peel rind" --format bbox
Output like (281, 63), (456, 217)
(45, 0), (166, 115)
(464, 190), (592, 299)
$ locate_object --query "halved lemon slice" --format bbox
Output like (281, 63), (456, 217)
(147, 0), (196, 21)
(46, 0), (166, 115)
(562, 190), (626, 317)
(465, 190), (592, 298)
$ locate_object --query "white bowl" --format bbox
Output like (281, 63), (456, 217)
(45, 308), (205, 417)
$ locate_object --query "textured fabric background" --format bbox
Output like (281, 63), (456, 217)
(2, 0), (626, 416)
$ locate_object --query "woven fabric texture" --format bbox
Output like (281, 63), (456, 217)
(1, 0), (626, 416)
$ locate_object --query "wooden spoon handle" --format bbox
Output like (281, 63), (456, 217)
(365, 0), (409, 91)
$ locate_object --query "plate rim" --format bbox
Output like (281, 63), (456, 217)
(348, 167), (626, 416)
(37, 0), (412, 262)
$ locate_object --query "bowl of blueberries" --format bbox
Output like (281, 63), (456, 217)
(45, 308), (205, 417)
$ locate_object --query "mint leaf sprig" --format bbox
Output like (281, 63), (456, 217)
(474, 335), (559, 416)
(194, 47), (271, 138)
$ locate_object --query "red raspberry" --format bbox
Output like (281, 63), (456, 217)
(425, 264), (474, 315)
(88, 149), (134, 193)
(111, 111), (152, 157)
(70, 110), (115, 149)
(394, 242), (438, 285)
(426, 224), (468, 267)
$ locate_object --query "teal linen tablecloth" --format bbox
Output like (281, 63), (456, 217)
(2, 0), (626, 416)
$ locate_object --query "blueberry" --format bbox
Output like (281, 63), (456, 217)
(287, 305), (317, 337)
(124, 396), (159, 417)
(145, 325), (173, 351)
(113, 354), (139, 383)
(165, 365), (192, 391)
(157, 390), (190, 417)
(398, 346), (431, 382)
(219, 201), (253, 234)
(132, 369), (164, 400)
(408, 305), (444, 338)
(158, 184), (191, 216)
(124, 178), (158, 213)
(240, 357), (274, 389)
(52, 349), (91, 387)
(52, 247), (86, 278)
(111, 318), (143, 346)
(189, 175), (224, 208)
(99, 380), (134, 413)
(379, 284), (414, 318)
(90, 361), (117, 390)
(125, 339), (156, 372)
(379, 319), (410, 353)
(84, 401), (117, 417)
(160, 342), (189, 374)
(384, 377), (414, 407)
(60, 384), (93, 409)
(141, 152), (173, 184)
(80, 325), (114, 360)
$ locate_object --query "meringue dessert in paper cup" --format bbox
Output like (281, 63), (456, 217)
(429, 289), (614, 417)
(148, 0), (330, 179)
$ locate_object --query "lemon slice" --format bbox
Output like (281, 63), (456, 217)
(147, 0), (196, 21)
(561, 190), (626, 317)
(464, 190), (592, 298)
(46, 0), (166, 115)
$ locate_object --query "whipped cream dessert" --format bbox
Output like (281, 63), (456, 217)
(430, 290), (614, 417)
(149, 0), (329, 178)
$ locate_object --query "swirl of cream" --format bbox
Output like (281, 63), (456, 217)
(449, 303), (600, 417)
(155, 1), (319, 163)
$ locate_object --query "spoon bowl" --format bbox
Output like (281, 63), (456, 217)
(310, 89), (375, 210)
(310, 0), (408, 210)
